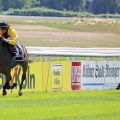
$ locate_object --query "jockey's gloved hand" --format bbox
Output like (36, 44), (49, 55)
(2, 37), (9, 43)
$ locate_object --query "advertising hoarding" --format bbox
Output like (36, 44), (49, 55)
(51, 64), (63, 91)
(71, 62), (81, 90)
(71, 61), (120, 90)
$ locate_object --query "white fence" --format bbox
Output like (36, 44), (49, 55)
(26, 47), (120, 57)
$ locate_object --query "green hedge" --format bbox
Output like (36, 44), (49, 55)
(4, 7), (77, 17)
(4, 7), (95, 17)
(3, 7), (120, 18)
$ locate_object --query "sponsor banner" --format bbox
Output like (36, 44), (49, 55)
(0, 63), (40, 91)
(81, 61), (105, 90)
(0, 61), (70, 92)
(71, 62), (81, 90)
(71, 61), (120, 90)
(81, 61), (120, 90)
(101, 61), (120, 89)
(51, 64), (63, 91)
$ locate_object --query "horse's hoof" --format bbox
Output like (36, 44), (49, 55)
(116, 87), (120, 90)
(18, 91), (23, 96)
(2, 90), (7, 96)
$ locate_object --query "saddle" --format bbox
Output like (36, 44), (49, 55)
(1, 39), (27, 62)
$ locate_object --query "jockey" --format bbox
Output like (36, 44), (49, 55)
(0, 21), (23, 61)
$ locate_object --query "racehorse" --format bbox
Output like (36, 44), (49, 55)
(0, 38), (29, 96)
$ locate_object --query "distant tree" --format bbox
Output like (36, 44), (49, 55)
(115, 0), (120, 13)
(116, 0), (120, 6)
(23, 0), (33, 8)
(0, 0), (38, 10)
(40, 0), (86, 11)
(1, 0), (120, 15)
(1, 0), (10, 11)
(39, 0), (62, 10)
(63, 0), (86, 11)
(9, 0), (24, 9)
(0, 0), (2, 11)
(92, 0), (117, 14)
(80, 0), (86, 11)
(32, 0), (41, 7)
(85, 0), (93, 12)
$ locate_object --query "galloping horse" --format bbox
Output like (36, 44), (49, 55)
(0, 38), (29, 96)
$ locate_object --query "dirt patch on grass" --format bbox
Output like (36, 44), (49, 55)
(17, 29), (120, 47)
(17, 29), (117, 41)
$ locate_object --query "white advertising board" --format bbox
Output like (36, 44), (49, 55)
(51, 64), (63, 91)
(71, 61), (120, 90)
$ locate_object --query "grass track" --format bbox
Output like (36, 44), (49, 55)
(0, 90), (120, 120)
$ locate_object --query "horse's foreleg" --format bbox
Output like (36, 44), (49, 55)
(2, 83), (8, 96)
(2, 72), (11, 96)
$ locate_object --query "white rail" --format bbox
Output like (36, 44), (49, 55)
(26, 47), (120, 57)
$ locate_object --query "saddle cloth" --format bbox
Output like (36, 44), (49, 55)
(15, 43), (26, 61)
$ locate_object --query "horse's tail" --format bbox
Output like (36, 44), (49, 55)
(21, 44), (29, 61)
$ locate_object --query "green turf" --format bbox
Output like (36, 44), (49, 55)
(0, 90), (120, 120)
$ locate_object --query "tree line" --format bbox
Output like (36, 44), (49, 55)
(0, 0), (120, 14)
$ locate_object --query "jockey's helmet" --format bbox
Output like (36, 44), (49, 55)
(0, 22), (9, 30)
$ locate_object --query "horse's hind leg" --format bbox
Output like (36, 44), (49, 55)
(18, 74), (26, 96)
(18, 62), (28, 96)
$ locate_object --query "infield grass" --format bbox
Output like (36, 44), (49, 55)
(0, 15), (120, 47)
(0, 90), (120, 120)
